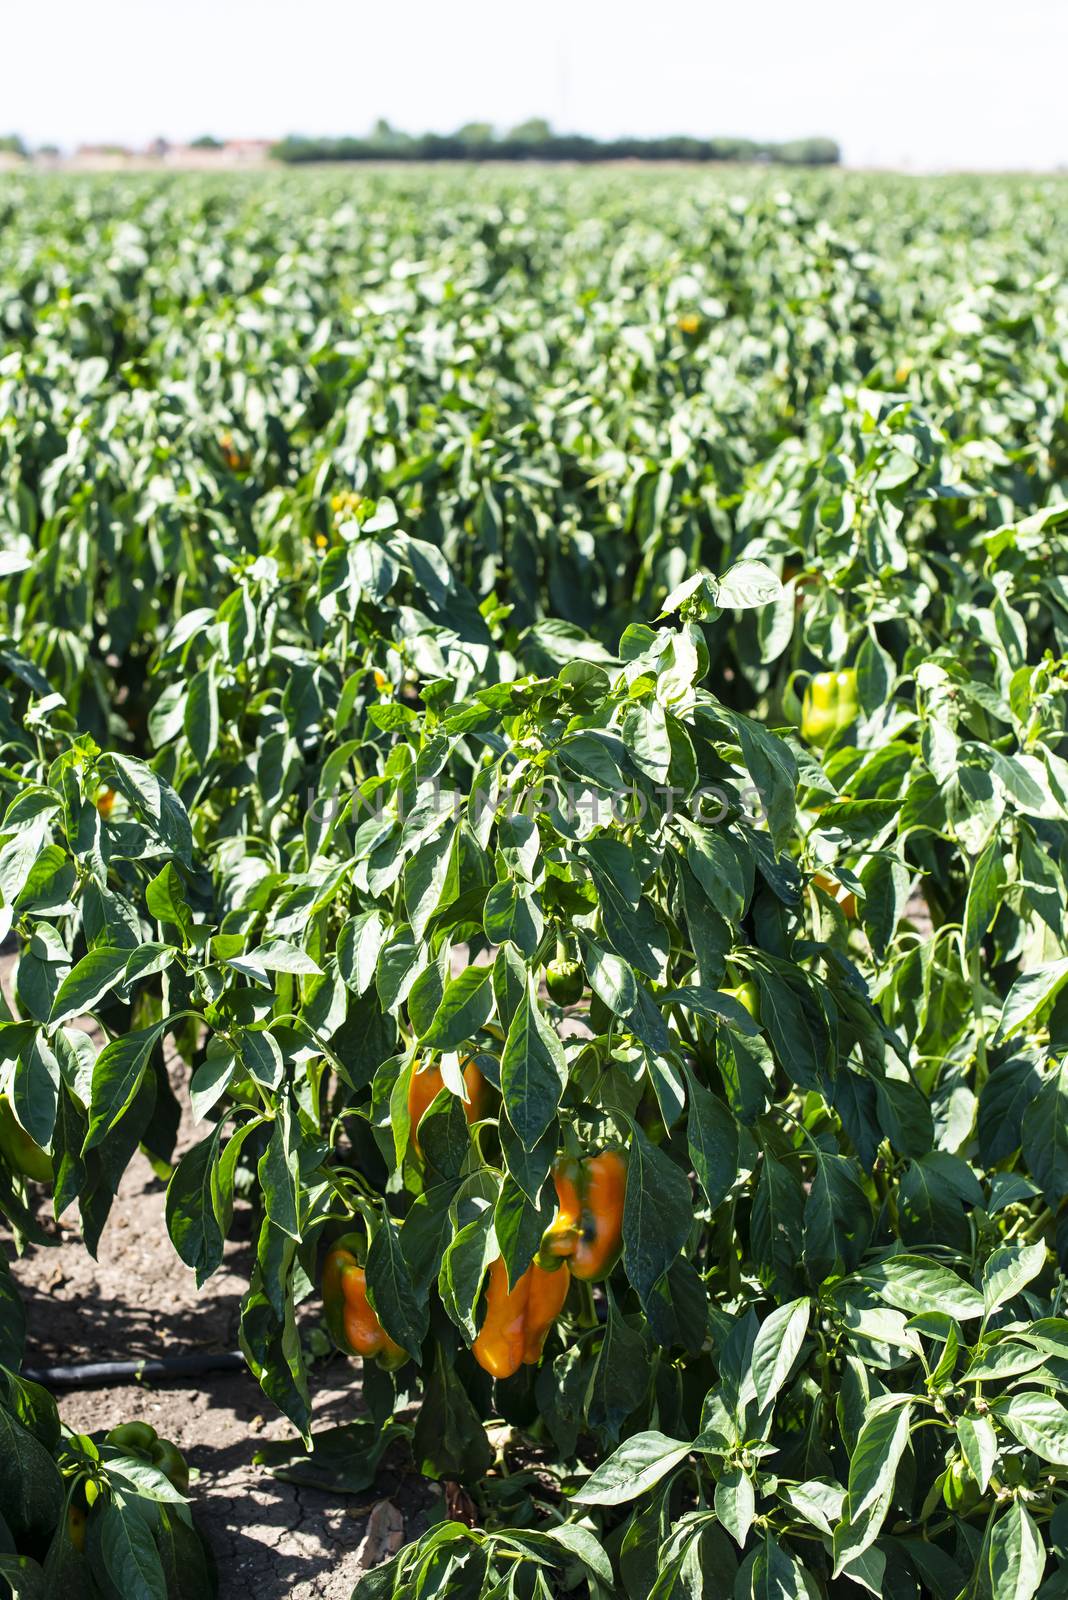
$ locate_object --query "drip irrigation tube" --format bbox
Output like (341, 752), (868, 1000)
(22, 1351), (246, 1389)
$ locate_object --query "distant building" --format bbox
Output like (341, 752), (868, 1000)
(222, 139), (273, 164)
(70, 144), (135, 169)
(161, 139), (273, 168)
(58, 139), (276, 171)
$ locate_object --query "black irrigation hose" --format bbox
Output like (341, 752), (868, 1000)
(22, 1351), (246, 1389)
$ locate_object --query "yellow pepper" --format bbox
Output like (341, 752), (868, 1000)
(322, 1236), (407, 1369)
(722, 981), (761, 1025)
(538, 1152), (627, 1280)
(408, 1058), (487, 1156)
(801, 670), (858, 746)
(472, 1257), (570, 1379)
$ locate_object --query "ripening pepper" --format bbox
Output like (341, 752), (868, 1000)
(801, 670), (858, 746)
(408, 1057), (487, 1155)
(538, 1151), (627, 1280)
(472, 1256), (571, 1379)
(219, 433), (250, 471)
(96, 787), (116, 819)
(322, 1238), (407, 1369)
(0, 1096), (53, 1183)
(812, 871), (857, 920)
(545, 958), (584, 1007)
(722, 981), (761, 1026)
(67, 1504), (88, 1552)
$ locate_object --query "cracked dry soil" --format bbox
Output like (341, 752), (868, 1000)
(4, 1058), (431, 1598)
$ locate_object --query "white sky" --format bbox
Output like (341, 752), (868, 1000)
(5, 0), (1067, 171)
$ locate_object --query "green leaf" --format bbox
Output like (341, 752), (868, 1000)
(49, 946), (131, 1025)
(729, 715), (797, 854)
(988, 1501), (1045, 1600)
(752, 1298), (810, 1411)
(754, 970), (830, 1093)
(543, 1524), (614, 1588)
(982, 1242), (1047, 1319)
(412, 1347), (493, 1481)
(578, 935), (638, 1018)
(184, 661), (219, 769)
(237, 1028), (284, 1090)
(957, 1414), (997, 1493)
(585, 1286), (651, 1444)
(0, 1407), (64, 1546)
(715, 559), (782, 610)
(258, 1103), (300, 1239)
(574, 1430), (692, 1506)
(859, 1255), (984, 1321)
(483, 879), (542, 955)
(714, 1466), (755, 1548)
(365, 1211), (428, 1360)
(751, 1153), (804, 1294)
(493, 1174), (551, 1288)
(89, 1500), (167, 1600)
(963, 835), (1007, 953)
(994, 1393), (1068, 1466)
(376, 927), (426, 1014)
(104, 1453), (189, 1504)
(499, 983), (565, 1150)
(420, 966), (495, 1052)
(239, 941), (323, 976)
(804, 1150), (872, 1284)
(1021, 1062), (1068, 1207)
(84, 1021), (169, 1152)
(404, 826), (459, 940)
(165, 1127), (226, 1287)
(622, 1123), (693, 1318)
(874, 1074), (934, 1158)
(832, 1402), (912, 1574)
(145, 862), (194, 941)
(337, 911), (388, 996)
(995, 958), (1068, 1042)
(438, 1208), (496, 1339)
(189, 1040), (237, 1123)
(12, 1034), (60, 1149)
(107, 756), (193, 865)
(685, 1073), (738, 1213)
(153, 1505), (218, 1600)
(492, 941), (526, 1031)
(586, 844), (668, 980)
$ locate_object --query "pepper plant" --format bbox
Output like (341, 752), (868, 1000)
(1, 168), (1068, 1600)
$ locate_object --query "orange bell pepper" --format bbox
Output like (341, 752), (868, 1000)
(322, 1237), (407, 1369)
(472, 1257), (570, 1379)
(538, 1151), (627, 1281)
(812, 871), (857, 920)
(408, 1057), (487, 1155)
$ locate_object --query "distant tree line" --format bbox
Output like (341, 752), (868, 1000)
(272, 120), (840, 167)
